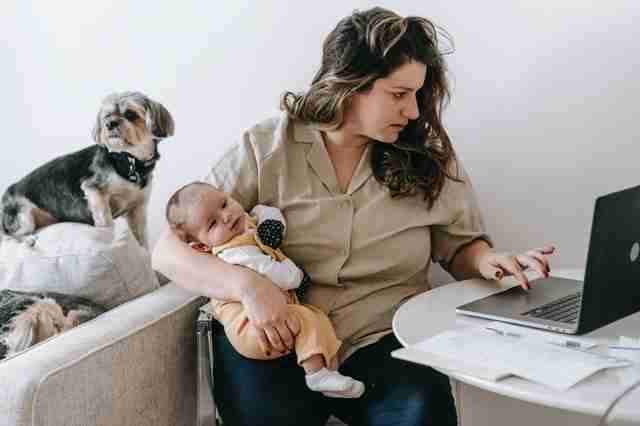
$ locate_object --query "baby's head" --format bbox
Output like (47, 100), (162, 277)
(165, 181), (247, 247)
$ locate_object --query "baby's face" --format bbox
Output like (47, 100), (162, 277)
(184, 188), (247, 247)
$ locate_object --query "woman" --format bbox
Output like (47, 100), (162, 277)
(153, 7), (554, 425)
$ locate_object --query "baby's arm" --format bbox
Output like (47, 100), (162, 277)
(218, 245), (303, 290)
(251, 205), (286, 249)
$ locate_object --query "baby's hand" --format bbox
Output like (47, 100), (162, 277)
(257, 219), (285, 249)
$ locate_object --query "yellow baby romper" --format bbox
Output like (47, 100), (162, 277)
(208, 216), (341, 365)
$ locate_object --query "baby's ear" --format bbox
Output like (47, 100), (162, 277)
(170, 225), (188, 242)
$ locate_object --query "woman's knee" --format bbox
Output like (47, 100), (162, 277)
(349, 379), (456, 426)
(337, 335), (457, 425)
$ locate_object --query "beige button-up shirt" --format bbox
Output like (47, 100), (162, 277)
(205, 113), (491, 362)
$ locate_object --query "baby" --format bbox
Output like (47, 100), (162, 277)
(165, 181), (364, 398)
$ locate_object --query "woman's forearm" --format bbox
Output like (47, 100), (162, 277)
(151, 227), (254, 301)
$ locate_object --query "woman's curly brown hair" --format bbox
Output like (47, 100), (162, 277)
(281, 7), (461, 208)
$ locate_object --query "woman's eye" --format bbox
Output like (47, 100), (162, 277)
(392, 92), (406, 99)
(124, 110), (139, 121)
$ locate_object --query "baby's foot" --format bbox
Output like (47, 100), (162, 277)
(305, 367), (365, 398)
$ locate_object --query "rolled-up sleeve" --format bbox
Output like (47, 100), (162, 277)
(430, 162), (493, 271)
(203, 131), (259, 211)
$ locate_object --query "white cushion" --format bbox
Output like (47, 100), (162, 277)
(0, 220), (159, 309)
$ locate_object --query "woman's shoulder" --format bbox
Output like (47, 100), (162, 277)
(246, 114), (285, 140)
(242, 113), (314, 161)
(241, 112), (291, 159)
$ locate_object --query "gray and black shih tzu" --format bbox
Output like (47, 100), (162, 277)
(0, 92), (174, 248)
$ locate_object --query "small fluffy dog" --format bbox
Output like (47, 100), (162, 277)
(0, 289), (106, 361)
(0, 92), (174, 248)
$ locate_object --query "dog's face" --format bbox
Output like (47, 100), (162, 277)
(92, 92), (175, 160)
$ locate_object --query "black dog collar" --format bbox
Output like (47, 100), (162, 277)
(107, 147), (159, 187)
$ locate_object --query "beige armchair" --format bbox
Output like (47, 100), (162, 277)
(0, 283), (205, 426)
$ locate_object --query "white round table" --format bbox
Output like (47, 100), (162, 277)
(392, 270), (640, 426)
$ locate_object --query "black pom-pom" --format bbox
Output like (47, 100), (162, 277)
(296, 268), (312, 302)
(257, 219), (285, 249)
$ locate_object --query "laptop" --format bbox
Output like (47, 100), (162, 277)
(456, 184), (640, 335)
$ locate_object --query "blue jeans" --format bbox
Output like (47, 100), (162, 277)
(213, 327), (458, 426)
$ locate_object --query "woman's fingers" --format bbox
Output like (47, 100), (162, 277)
(537, 245), (556, 255)
(517, 254), (549, 278)
(525, 250), (551, 274)
(493, 254), (530, 289)
(275, 321), (295, 351)
(285, 316), (301, 337)
(256, 328), (271, 355)
(478, 260), (504, 281)
(263, 325), (286, 353)
(480, 246), (556, 290)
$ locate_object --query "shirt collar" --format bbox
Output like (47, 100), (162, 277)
(293, 119), (324, 144)
(293, 118), (373, 195)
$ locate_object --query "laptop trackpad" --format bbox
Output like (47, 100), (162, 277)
(460, 277), (581, 317)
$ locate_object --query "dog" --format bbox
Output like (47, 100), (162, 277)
(0, 289), (106, 361)
(0, 92), (174, 249)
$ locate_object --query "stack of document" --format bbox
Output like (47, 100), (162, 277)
(392, 323), (633, 390)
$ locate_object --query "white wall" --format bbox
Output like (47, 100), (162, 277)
(2, 1), (638, 284)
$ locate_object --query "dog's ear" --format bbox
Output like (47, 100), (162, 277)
(91, 110), (103, 144)
(146, 100), (175, 139)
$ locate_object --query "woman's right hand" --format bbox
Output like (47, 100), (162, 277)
(239, 270), (301, 356)
(153, 227), (300, 354)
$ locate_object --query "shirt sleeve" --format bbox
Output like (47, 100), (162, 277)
(430, 161), (493, 271)
(217, 246), (303, 290)
(203, 130), (259, 212)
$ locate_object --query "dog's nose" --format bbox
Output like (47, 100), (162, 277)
(106, 120), (120, 131)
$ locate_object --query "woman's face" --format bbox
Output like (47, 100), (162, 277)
(345, 60), (426, 144)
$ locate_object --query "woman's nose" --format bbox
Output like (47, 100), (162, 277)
(402, 94), (419, 120)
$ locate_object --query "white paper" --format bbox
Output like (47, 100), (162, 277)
(391, 347), (512, 382)
(485, 321), (598, 349)
(619, 336), (640, 348)
(411, 327), (632, 390)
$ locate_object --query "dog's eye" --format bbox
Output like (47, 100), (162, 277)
(123, 110), (139, 121)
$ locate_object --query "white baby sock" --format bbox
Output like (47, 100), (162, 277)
(305, 367), (365, 398)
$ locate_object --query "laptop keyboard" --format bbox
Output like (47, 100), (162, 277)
(522, 292), (581, 323)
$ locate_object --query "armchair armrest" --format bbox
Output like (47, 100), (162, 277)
(0, 283), (206, 426)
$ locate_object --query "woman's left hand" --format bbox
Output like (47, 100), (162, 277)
(477, 245), (555, 290)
